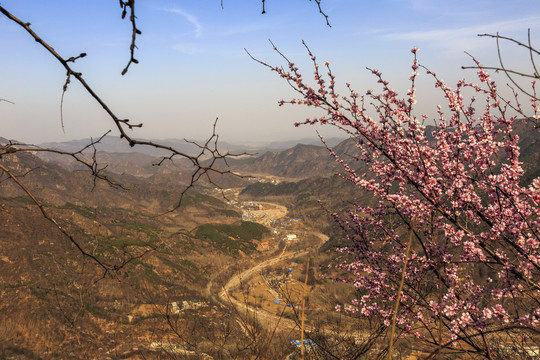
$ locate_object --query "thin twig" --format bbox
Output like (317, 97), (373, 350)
(119, 0), (141, 75)
(460, 65), (539, 79)
(387, 225), (414, 360)
(0, 6), (242, 213)
(309, 0), (331, 27)
(0, 163), (111, 274)
(462, 31), (540, 101)
(1, 131), (121, 188)
(478, 32), (540, 56)
(528, 29), (539, 78)
(494, 32), (538, 100)
(300, 255), (310, 359)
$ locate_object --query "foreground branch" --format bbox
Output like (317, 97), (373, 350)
(0, 5), (246, 271)
(462, 30), (540, 103)
(0, 163), (112, 274)
(0, 5), (240, 208)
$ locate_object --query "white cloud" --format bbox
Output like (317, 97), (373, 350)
(165, 8), (203, 38)
(383, 16), (540, 52)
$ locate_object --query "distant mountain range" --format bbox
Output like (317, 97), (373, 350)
(3, 120), (539, 183)
(227, 138), (360, 179)
(34, 135), (348, 157)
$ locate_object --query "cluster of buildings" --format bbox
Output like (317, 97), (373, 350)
(170, 300), (205, 314)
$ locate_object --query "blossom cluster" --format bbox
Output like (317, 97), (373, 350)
(263, 44), (540, 348)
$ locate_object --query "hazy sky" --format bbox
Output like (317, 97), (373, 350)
(1, 1), (539, 145)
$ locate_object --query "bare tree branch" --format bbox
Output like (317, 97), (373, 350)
(478, 31), (540, 56)
(461, 30), (540, 102)
(1, 132), (121, 188)
(310, 0), (331, 27)
(0, 134), (160, 277)
(119, 0), (141, 75)
(0, 162), (113, 274)
(461, 64), (539, 79)
(528, 29), (540, 78)
(461, 30), (540, 128)
(155, 118), (251, 213)
(0, 5), (238, 206)
(221, 0), (331, 26)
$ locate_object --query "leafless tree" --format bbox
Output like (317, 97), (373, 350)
(0, 1), (330, 275)
(462, 29), (540, 125)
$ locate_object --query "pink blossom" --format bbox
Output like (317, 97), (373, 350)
(265, 43), (540, 350)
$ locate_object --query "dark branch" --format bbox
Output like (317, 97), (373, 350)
(462, 31), (539, 102)
(119, 0), (141, 75)
(0, 5), (236, 208)
(309, 0), (331, 27)
(0, 162), (112, 274)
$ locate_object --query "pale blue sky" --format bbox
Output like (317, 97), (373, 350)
(1, 1), (539, 145)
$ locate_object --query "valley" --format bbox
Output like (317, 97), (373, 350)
(0, 137), (365, 359)
(1, 125), (539, 359)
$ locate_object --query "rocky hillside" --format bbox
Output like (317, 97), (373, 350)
(0, 151), (267, 358)
(229, 138), (360, 179)
(1, 119), (538, 358)
(231, 120), (540, 183)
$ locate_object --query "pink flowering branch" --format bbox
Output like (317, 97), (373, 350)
(254, 42), (540, 356)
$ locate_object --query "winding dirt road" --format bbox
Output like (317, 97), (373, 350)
(219, 238), (329, 334)
(206, 200), (330, 334)
(219, 247), (308, 332)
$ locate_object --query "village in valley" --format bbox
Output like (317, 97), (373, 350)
(144, 175), (330, 357)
